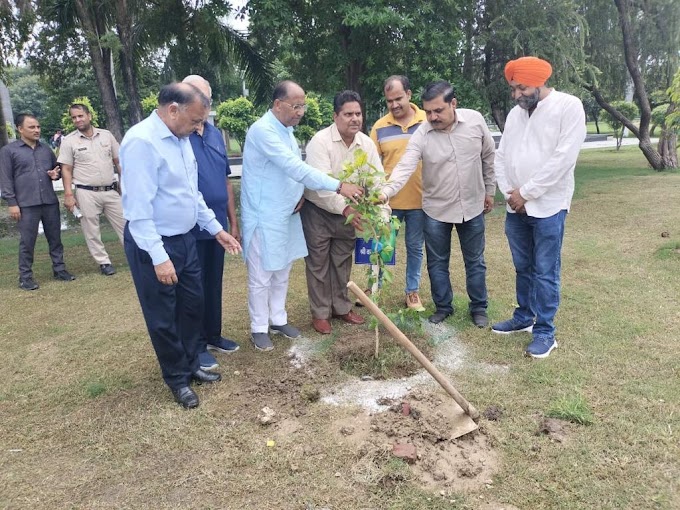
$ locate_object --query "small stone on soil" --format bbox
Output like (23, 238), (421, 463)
(300, 384), (320, 402)
(392, 442), (418, 464)
(258, 406), (277, 425)
(433, 470), (447, 481)
(339, 426), (355, 436)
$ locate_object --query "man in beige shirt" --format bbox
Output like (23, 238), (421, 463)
(58, 103), (125, 276)
(379, 80), (496, 327)
(301, 90), (381, 334)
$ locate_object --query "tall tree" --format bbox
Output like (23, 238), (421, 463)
(584, 0), (679, 169)
(248, 0), (479, 120)
(0, 0), (35, 147)
(476, 0), (589, 130)
(37, 0), (125, 140)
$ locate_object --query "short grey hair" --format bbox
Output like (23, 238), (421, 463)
(182, 75), (212, 99)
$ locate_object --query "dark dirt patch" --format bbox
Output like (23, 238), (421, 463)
(328, 329), (434, 380)
(483, 405), (504, 421)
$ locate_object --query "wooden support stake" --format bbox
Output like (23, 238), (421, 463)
(348, 281), (480, 421)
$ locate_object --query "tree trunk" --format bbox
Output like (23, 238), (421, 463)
(658, 129), (678, 169)
(491, 107), (505, 133)
(611, 0), (665, 170)
(0, 103), (8, 148)
(115, 0), (143, 126)
(595, 118), (600, 134)
(73, 0), (124, 141)
(639, 138), (665, 169)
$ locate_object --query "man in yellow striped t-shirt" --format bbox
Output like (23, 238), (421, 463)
(370, 75), (427, 311)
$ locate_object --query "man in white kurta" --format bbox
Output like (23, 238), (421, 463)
(492, 56), (586, 359)
(240, 81), (363, 351)
(301, 90), (384, 335)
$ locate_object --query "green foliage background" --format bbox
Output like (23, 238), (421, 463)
(60, 96), (99, 134)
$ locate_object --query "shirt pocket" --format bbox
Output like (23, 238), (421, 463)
(75, 147), (95, 164)
(99, 142), (113, 159)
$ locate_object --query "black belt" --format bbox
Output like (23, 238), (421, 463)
(76, 183), (117, 192)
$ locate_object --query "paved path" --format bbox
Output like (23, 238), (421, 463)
(226, 136), (653, 179)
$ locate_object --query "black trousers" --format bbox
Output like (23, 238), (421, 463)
(17, 203), (65, 280)
(124, 223), (203, 390)
(195, 238), (225, 350)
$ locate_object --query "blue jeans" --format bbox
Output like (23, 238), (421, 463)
(424, 212), (488, 315)
(505, 210), (566, 339)
(392, 209), (425, 293)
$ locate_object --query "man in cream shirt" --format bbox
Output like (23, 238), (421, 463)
(301, 90), (383, 335)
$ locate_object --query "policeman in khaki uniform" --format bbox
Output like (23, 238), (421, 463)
(58, 103), (125, 275)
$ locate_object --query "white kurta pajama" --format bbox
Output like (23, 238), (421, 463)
(240, 110), (340, 333)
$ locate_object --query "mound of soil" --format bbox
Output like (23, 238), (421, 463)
(334, 389), (498, 493)
(328, 329), (434, 380)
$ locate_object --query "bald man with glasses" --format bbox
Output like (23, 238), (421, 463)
(240, 80), (364, 352)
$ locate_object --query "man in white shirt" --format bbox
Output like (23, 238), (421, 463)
(492, 56), (586, 358)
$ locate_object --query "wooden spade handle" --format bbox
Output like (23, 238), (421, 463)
(348, 281), (480, 420)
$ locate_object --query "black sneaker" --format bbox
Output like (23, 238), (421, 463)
(53, 270), (76, 281)
(19, 278), (39, 291)
(100, 264), (116, 276)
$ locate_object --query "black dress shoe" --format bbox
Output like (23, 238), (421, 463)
(428, 310), (452, 324)
(19, 278), (39, 291)
(191, 369), (222, 384)
(172, 386), (199, 408)
(471, 311), (489, 328)
(53, 270), (76, 281)
(100, 263), (116, 276)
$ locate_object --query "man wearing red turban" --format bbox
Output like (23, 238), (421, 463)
(493, 56), (587, 358)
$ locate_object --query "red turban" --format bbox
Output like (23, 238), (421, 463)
(504, 57), (553, 87)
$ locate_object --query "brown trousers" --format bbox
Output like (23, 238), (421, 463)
(300, 201), (355, 319)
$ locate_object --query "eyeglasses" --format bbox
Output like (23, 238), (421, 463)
(280, 101), (308, 112)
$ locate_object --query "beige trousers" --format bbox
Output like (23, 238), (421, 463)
(75, 188), (125, 265)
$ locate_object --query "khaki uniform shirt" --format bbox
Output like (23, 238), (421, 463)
(382, 109), (496, 224)
(57, 127), (120, 186)
(304, 124), (384, 215)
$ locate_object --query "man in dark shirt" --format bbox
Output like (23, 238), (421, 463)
(0, 114), (76, 290)
(182, 75), (241, 370)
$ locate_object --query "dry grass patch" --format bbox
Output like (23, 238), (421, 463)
(1, 147), (679, 509)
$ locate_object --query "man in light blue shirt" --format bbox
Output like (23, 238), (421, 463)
(121, 82), (241, 409)
(241, 80), (364, 352)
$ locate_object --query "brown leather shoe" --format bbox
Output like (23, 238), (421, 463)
(312, 318), (332, 334)
(333, 310), (365, 325)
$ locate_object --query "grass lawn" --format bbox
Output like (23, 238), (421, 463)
(586, 120), (615, 135)
(1, 146), (679, 509)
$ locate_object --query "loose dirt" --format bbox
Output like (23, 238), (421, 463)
(333, 390), (499, 493)
(280, 320), (506, 494)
